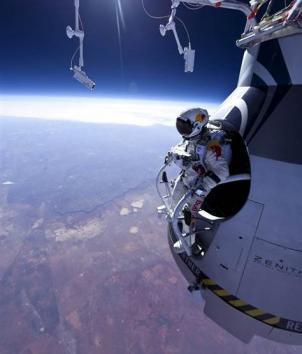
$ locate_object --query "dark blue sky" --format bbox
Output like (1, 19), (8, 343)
(1, 0), (247, 101)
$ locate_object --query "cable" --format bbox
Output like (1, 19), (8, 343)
(141, 0), (191, 46)
(261, 0), (274, 19)
(70, 45), (80, 69)
(73, 14), (83, 69)
(141, 0), (169, 19)
(176, 16), (191, 44)
(79, 13), (84, 31)
(183, 3), (204, 10)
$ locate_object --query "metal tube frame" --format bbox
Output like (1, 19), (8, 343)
(156, 157), (251, 256)
(177, 0), (256, 33)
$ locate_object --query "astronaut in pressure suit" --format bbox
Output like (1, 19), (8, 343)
(167, 108), (232, 254)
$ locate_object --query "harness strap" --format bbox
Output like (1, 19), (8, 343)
(205, 170), (221, 184)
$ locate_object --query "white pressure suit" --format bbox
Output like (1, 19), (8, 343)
(171, 128), (232, 229)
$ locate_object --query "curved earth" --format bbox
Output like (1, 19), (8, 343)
(0, 113), (300, 354)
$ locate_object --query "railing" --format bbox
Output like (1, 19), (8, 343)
(156, 159), (251, 256)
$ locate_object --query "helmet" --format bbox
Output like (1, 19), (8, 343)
(176, 108), (209, 139)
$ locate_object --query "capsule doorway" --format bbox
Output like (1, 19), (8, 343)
(202, 130), (251, 219)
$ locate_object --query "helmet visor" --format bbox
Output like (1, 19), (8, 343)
(176, 118), (192, 136)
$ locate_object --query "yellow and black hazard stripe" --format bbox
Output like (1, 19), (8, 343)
(179, 252), (302, 334)
(201, 277), (281, 326)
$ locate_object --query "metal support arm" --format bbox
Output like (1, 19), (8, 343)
(67, 0), (85, 69)
(160, 1), (196, 72)
(178, 0), (256, 32)
(66, 0), (95, 90)
(159, 0), (255, 73)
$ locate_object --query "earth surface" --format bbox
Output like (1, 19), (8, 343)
(0, 114), (300, 354)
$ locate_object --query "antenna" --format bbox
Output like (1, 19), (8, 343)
(66, 0), (96, 90)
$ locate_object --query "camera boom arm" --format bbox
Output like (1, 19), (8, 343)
(66, 0), (96, 90)
(159, 0), (256, 72)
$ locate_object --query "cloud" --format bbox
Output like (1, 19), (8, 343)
(0, 95), (218, 127)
